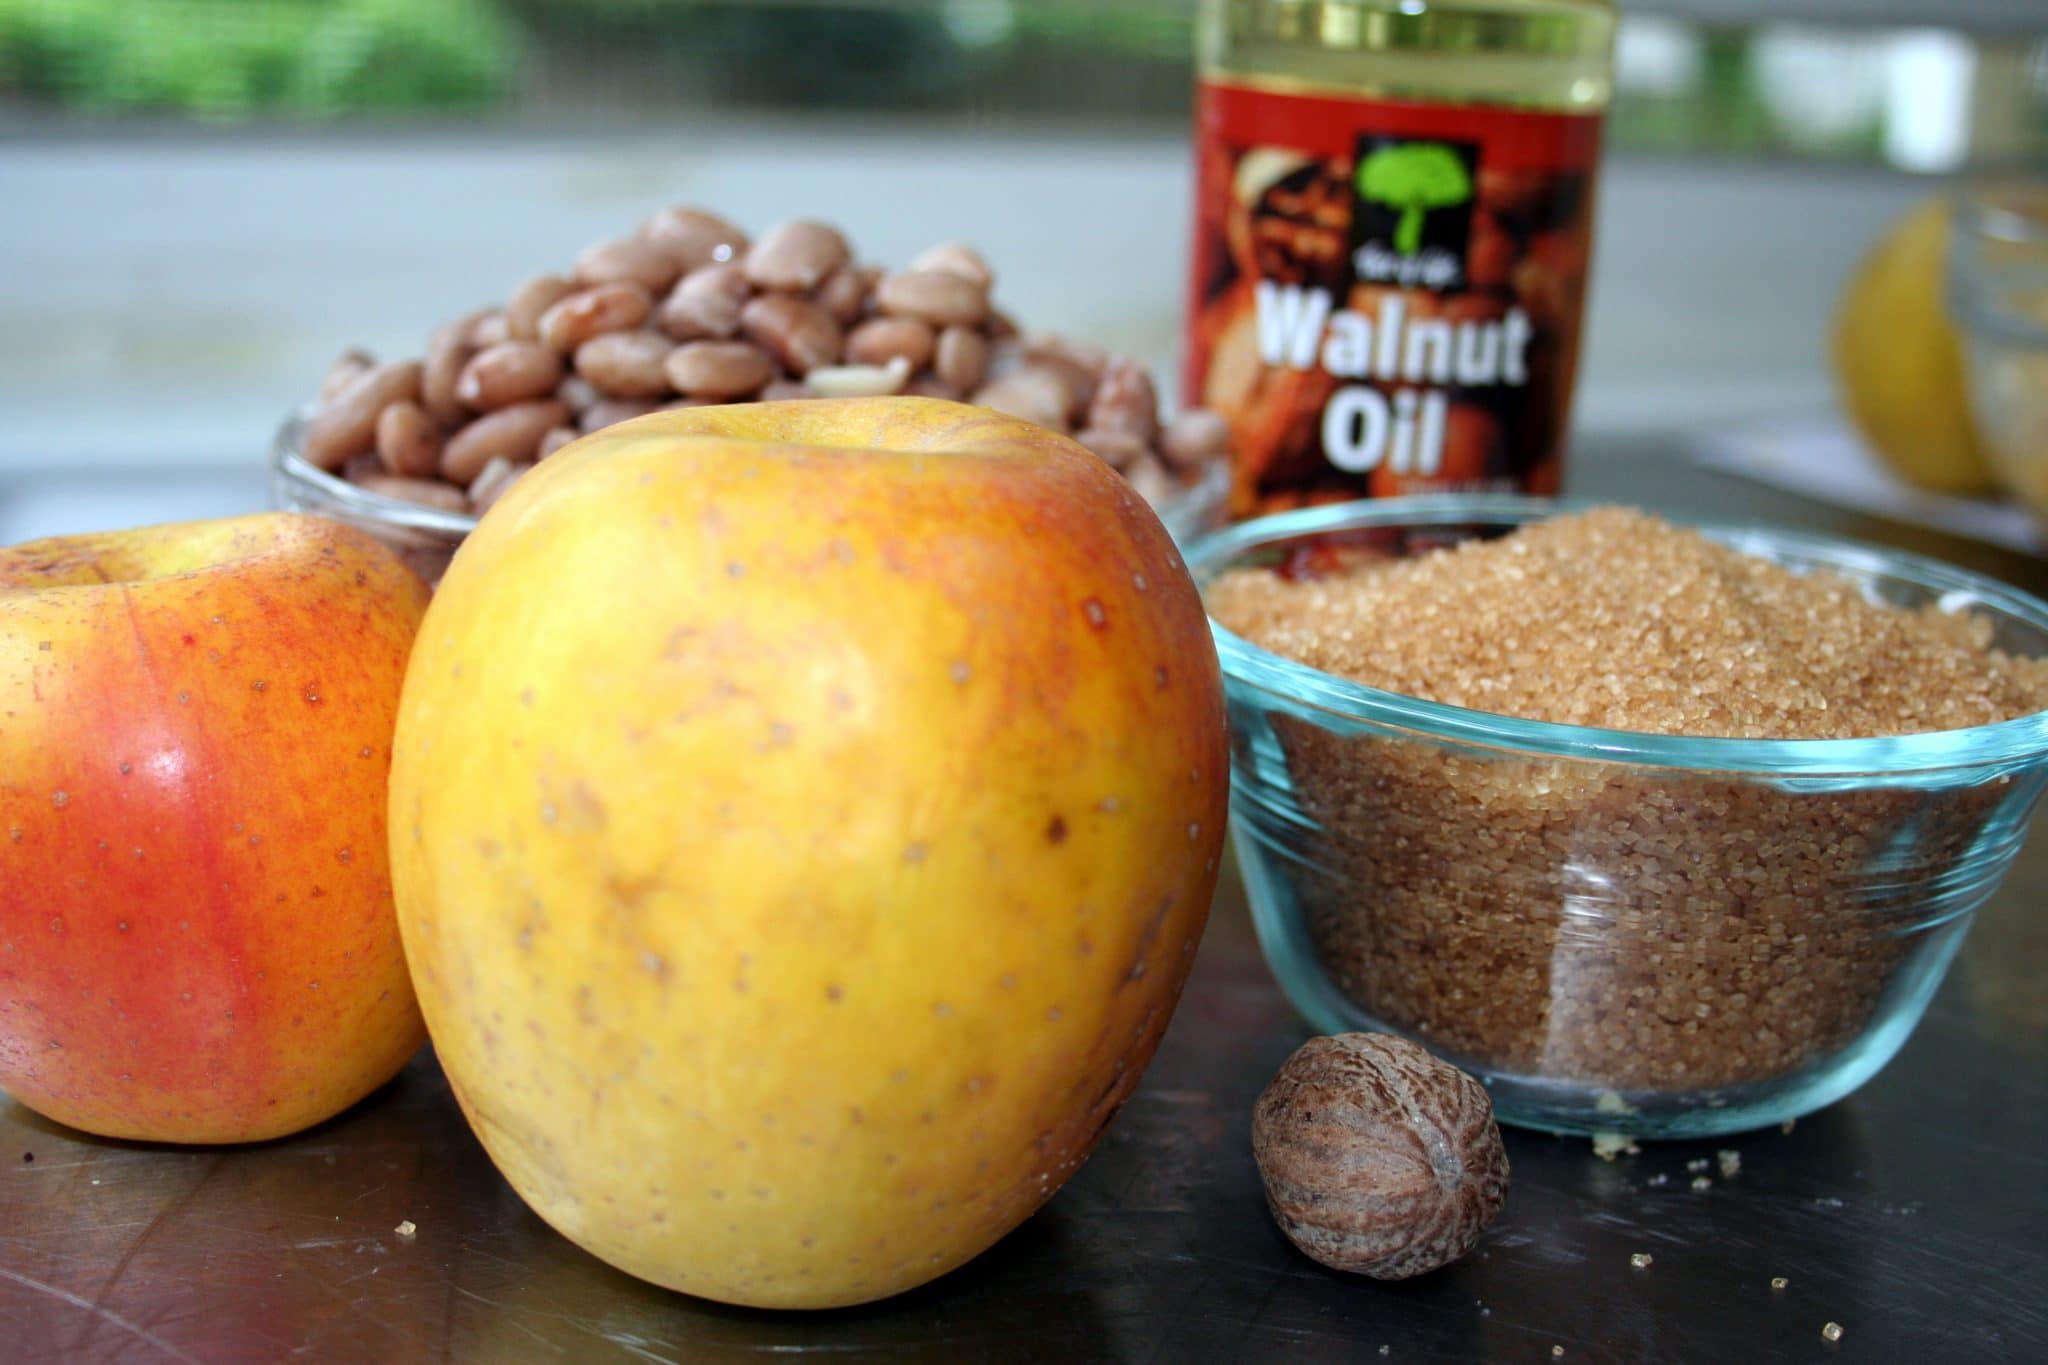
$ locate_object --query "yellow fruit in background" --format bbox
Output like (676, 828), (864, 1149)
(1831, 196), (1997, 497)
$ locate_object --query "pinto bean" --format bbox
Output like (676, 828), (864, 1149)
(355, 474), (469, 515)
(457, 342), (563, 410)
(574, 236), (683, 294)
(581, 398), (662, 433)
(739, 293), (842, 376)
(743, 220), (850, 291)
(907, 242), (994, 290)
(442, 400), (571, 485)
(303, 361), (422, 472)
(845, 316), (935, 370)
(466, 456), (532, 516)
(1158, 408), (1231, 473)
(971, 369), (1070, 432)
(663, 340), (776, 400)
(1073, 426), (1148, 471)
(656, 262), (752, 342)
(317, 349), (375, 406)
(505, 275), (578, 343)
(537, 282), (654, 354)
(875, 269), (988, 328)
(375, 400), (443, 479)
(469, 312), (510, 348)
(814, 266), (875, 324)
(641, 205), (749, 272)
(1085, 357), (1160, 444)
(574, 330), (676, 399)
(423, 311), (487, 425)
(932, 326), (990, 394)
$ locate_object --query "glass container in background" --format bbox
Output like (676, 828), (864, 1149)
(1186, 0), (1616, 518)
(1952, 181), (2048, 532)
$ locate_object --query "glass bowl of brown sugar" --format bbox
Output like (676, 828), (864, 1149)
(1193, 495), (2048, 1139)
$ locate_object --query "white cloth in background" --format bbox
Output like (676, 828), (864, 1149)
(1689, 411), (2041, 556)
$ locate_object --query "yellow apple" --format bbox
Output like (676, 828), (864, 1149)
(390, 397), (1228, 1308)
(0, 514), (430, 1142)
(1832, 195), (1996, 495)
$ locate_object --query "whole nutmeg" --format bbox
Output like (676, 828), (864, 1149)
(1251, 1033), (1508, 1280)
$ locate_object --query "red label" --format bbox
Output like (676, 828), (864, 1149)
(1185, 79), (1604, 518)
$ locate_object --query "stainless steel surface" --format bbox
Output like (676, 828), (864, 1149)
(4, 450), (2045, 1362)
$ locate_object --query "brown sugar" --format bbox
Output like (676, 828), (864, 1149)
(1207, 507), (2048, 740)
(1209, 508), (2048, 1093)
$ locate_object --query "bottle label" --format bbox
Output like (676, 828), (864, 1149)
(1186, 79), (1604, 517)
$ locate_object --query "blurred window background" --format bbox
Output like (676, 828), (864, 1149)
(1, 0), (2041, 170)
(0, 0), (2043, 532)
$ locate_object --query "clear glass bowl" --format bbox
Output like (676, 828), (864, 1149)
(270, 412), (1229, 585)
(270, 415), (473, 588)
(1950, 180), (2048, 529)
(1188, 495), (2048, 1139)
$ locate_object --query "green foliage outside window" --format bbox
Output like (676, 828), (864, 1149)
(0, 0), (515, 118)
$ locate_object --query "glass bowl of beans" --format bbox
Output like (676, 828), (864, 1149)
(270, 412), (476, 588)
(270, 407), (1227, 589)
(1191, 494), (2048, 1139)
(268, 208), (1233, 586)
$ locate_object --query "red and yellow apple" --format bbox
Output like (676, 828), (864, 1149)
(390, 397), (1228, 1308)
(0, 514), (430, 1143)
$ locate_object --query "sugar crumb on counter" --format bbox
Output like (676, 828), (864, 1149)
(1590, 1131), (1639, 1161)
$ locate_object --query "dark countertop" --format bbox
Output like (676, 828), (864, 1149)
(4, 452), (2045, 1364)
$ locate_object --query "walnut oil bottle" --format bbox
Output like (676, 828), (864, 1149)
(1186, 0), (1616, 517)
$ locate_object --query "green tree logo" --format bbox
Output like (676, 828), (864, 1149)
(1357, 143), (1473, 257)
